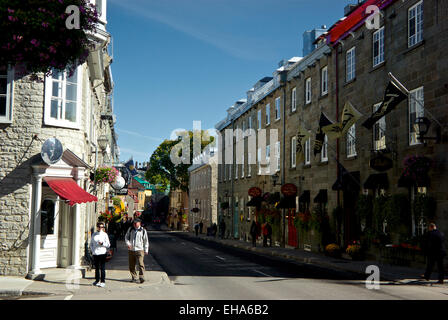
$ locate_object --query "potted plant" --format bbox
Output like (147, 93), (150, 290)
(95, 166), (119, 184)
(346, 241), (364, 260)
(325, 243), (341, 258)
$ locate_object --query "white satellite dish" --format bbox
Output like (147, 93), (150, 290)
(41, 138), (63, 165)
(111, 176), (125, 191)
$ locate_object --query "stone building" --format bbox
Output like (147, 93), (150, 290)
(188, 149), (218, 232)
(215, 0), (448, 265)
(169, 188), (189, 230)
(0, 0), (118, 277)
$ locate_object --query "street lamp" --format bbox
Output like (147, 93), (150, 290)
(415, 117), (441, 143)
(97, 135), (109, 152)
(271, 173), (280, 187)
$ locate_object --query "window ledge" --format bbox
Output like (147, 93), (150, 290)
(318, 160), (329, 166)
(303, 164), (312, 169)
(319, 93), (329, 100)
(0, 119), (12, 124)
(403, 40), (425, 55)
(370, 61), (386, 73)
(344, 78), (356, 87)
(346, 155), (358, 160)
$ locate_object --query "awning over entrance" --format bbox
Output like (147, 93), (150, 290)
(332, 171), (360, 192)
(276, 196), (296, 209)
(44, 177), (98, 206)
(247, 196), (263, 208)
(364, 173), (389, 189)
(313, 189), (328, 203)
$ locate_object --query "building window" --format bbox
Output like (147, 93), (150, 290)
(347, 124), (357, 157)
(304, 138), (311, 165)
(257, 110), (262, 130)
(265, 104), (270, 125)
(275, 141), (280, 172)
(241, 154), (245, 178)
(409, 86), (424, 146)
(408, 1), (423, 48)
(0, 66), (14, 123)
(373, 103), (386, 150)
(41, 200), (55, 235)
(248, 115), (252, 131)
(275, 97), (281, 120)
(346, 47), (356, 82)
(44, 67), (82, 129)
(321, 66), (328, 95)
(291, 87), (297, 112)
(321, 135), (328, 162)
(373, 27), (385, 67)
(305, 78), (312, 104)
(248, 152), (252, 177)
(291, 136), (297, 168)
(257, 148), (262, 175)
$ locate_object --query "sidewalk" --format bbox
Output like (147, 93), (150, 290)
(180, 230), (441, 284)
(0, 240), (169, 299)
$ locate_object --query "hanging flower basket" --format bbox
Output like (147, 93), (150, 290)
(95, 166), (119, 184)
(401, 155), (432, 186)
(0, 0), (99, 75)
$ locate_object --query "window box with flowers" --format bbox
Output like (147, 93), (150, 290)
(0, 0), (99, 75)
(95, 166), (119, 184)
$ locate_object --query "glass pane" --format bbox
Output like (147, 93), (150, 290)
(0, 77), (7, 94)
(66, 83), (77, 101)
(51, 99), (59, 119)
(67, 68), (78, 83)
(0, 96), (6, 116)
(52, 81), (60, 98)
(40, 200), (55, 235)
(65, 102), (77, 122)
(52, 70), (63, 80)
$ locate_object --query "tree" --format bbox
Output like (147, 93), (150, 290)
(145, 130), (214, 193)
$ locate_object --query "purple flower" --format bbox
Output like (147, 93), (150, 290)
(42, 22), (49, 28)
(7, 8), (14, 13)
(30, 39), (40, 47)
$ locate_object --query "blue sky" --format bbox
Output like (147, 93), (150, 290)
(107, 0), (350, 164)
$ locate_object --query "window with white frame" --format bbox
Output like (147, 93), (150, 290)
(257, 148), (262, 175)
(291, 136), (297, 168)
(275, 141), (280, 172)
(248, 152), (252, 177)
(0, 66), (14, 123)
(275, 97), (281, 120)
(373, 27), (385, 67)
(248, 115), (252, 130)
(408, 1), (423, 48)
(242, 120), (246, 137)
(321, 135), (328, 162)
(347, 124), (357, 157)
(321, 66), (328, 95)
(346, 47), (356, 82)
(44, 67), (82, 129)
(257, 110), (261, 130)
(305, 78), (312, 104)
(266, 144), (271, 173)
(291, 87), (297, 112)
(373, 103), (386, 150)
(409, 87), (424, 146)
(304, 138), (311, 165)
(266, 104), (270, 125)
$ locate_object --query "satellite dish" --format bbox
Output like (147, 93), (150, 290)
(111, 176), (125, 191)
(41, 138), (63, 165)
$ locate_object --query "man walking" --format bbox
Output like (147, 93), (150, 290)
(125, 218), (149, 283)
(422, 223), (446, 284)
(250, 220), (258, 247)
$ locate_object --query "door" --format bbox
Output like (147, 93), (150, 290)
(58, 203), (73, 267)
(288, 209), (298, 247)
(39, 194), (59, 269)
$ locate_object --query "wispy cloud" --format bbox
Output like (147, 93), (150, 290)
(108, 0), (273, 61)
(116, 128), (163, 142)
(119, 147), (151, 159)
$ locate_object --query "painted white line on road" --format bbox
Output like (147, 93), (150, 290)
(253, 269), (272, 277)
(215, 255), (226, 261)
(194, 247), (204, 252)
(64, 295), (73, 300)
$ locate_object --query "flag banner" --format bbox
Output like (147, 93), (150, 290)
(340, 101), (363, 135)
(320, 112), (342, 140)
(362, 80), (408, 129)
(296, 125), (311, 163)
(314, 113), (331, 155)
(125, 158), (139, 177)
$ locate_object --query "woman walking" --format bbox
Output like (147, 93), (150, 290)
(90, 222), (111, 288)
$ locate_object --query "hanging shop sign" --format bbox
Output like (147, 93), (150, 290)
(370, 154), (393, 172)
(41, 138), (63, 165)
(281, 183), (298, 197)
(248, 187), (262, 198)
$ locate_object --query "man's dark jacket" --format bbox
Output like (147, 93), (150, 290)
(425, 229), (447, 258)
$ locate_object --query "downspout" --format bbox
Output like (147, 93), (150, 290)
(335, 43), (341, 245)
(281, 74), (287, 248)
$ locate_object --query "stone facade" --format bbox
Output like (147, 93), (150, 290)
(216, 0), (448, 260)
(0, 0), (118, 276)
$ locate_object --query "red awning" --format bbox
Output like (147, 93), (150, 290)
(44, 177), (98, 206)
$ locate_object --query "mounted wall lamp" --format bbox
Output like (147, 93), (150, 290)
(415, 117), (441, 143)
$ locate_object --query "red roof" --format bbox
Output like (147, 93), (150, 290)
(325, 0), (397, 45)
(45, 177), (98, 206)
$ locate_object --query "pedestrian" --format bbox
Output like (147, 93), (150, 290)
(421, 223), (446, 284)
(125, 218), (149, 284)
(90, 222), (110, 288)
(266, 222), (273, 247)
(250, 220), (258, 247)
(199, 220), (204, 234)
(262, 222), (268, 247)
(219, 219), (226, 239)
(212, 223), (218, 237)
(194, 222), (199, 236)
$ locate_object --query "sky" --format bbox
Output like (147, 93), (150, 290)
(107, 0), (352, 164)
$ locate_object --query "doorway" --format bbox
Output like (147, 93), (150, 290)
(58, 202), (73, 268)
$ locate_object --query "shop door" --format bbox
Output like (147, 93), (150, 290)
(287, 209), (298, 247)
(39, 196), (59, 269)
(343, 189), (360, 247)
(58, 203), (73, 267)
